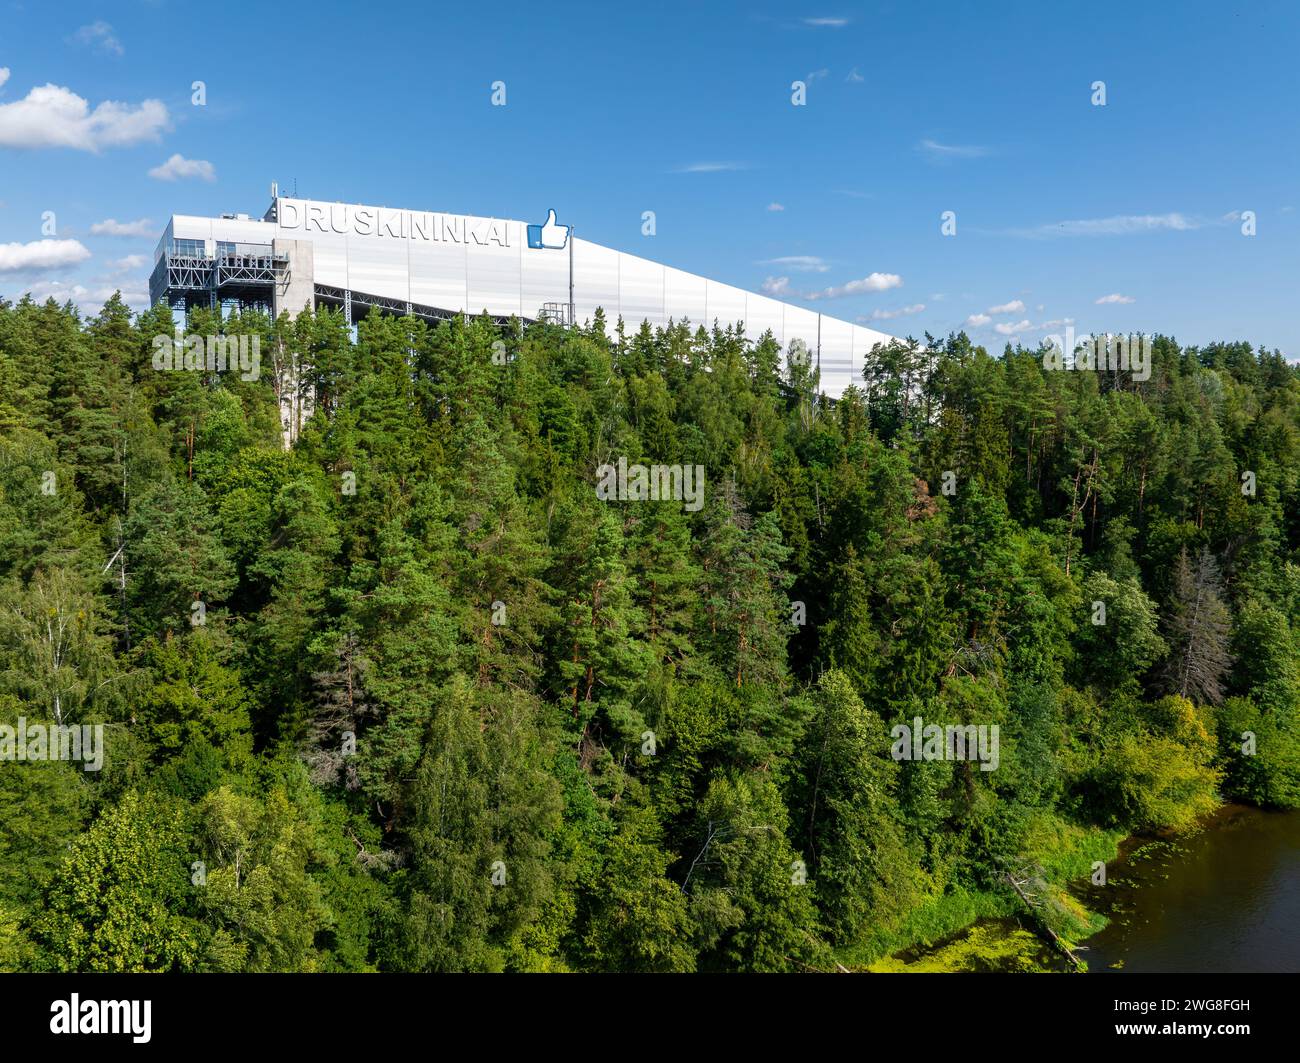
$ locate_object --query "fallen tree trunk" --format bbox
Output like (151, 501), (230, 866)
(1004, 871), (1086, 972)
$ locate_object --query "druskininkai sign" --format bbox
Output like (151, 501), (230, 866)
(277, 197), (513, 247)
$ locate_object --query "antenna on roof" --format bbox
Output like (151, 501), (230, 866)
(271, 180), (278, 199)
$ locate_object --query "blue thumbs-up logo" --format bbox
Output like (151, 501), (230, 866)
(527, 209), (570, 249)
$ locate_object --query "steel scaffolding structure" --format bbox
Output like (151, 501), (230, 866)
(539, 302), (572, 326)
(152, 246), (553, 330)
(149, 246), (291, 311)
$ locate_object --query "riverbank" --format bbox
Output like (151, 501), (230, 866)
(852, 803), (1300, 973)
(836, 810), (1125, 972)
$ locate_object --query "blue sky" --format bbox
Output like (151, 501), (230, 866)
(1, 0), (1297, 356)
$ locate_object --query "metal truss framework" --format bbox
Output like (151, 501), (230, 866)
(150, 249), (291, 310)
(313, 284), (525, 328)
(538, 302), (572, 327)
(152, 250), (553, 332)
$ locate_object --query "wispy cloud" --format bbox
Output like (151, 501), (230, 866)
(834, 189), (873, 199)
(863, 303), (925, 322)
(961, 304), (1075, 334)
(0, 68), (9, 91)
(17, 277), (147, 313)
(805, 68), (830, 81)
(70, 21), (124, 57)
(1095, 292), (1136, 305)
(805, 272), (903, 300)
(148, 154), (215, 181)
(918, 138), (991, 161)
(107, 253), (148, 273)
(766, 202), (785, 212)
(845, 66), (864, 83)
(91, 217), (154, 237)
(803, 17), (850, 28)
(672, 161), (749, 173)
(0, 83), (169, 151)
(965, 300), (1024, 327)
(963, 315), (1073, 337)
(761, 271), (902, 300)
(758, 255), (829, 272)
(1002, 213), (1201, 238)
(0, 238), (92, 273)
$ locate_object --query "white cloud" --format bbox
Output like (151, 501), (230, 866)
(759, 255), (829, 272)
(766, 202), (785, 212)
(863, 303), (925, 322)
(673, 161), (748, 173)
(0, 68), (9, 91)
(71, 21), (124, 57)
(761, 276), (791, 296)
(17, 277), (147, 313)
(0, 83), (168, 150)
(1007, 213), (1198, 238)
(803, 17), (849, 27)
(1095, 292), (1136, 305)
(18, 278), (80, 302)
(90, 217), (154, 237)
(965, 301), (1028, 326)
(0, 238), (92, 273)
(108, 253), (148, 272)
(805, 68), (830, 81)
(995, 319), (1034, 336)
(918, 138), (991, 161)
(845, 67), (864, 83)
(148, 153), (215, 182)
(805, 272), (902, 300)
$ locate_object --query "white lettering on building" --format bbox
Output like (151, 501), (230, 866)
(277, 198), (510, 247)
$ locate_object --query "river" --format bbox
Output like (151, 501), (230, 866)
(1075, 804), (1300, 973)
(875, 804), (1300, 972)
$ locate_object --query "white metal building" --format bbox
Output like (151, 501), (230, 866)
(151, 196), (899, 398)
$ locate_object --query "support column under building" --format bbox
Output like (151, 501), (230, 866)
(270, 238), (317, 451)
(272, 238), (315, 319)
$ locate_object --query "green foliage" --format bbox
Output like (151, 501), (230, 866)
(578, 803), (695, 971)
(28, 790), (200, 971)
(2, 292), (1298, 972)
(792, 671), (919, 943)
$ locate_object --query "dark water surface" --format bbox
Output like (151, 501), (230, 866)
(1076, 805), (1300, 973)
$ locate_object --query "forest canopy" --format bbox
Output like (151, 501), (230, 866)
(0, 291), (1297, 972)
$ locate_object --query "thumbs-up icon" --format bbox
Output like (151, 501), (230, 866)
(527, 208), (570, 249)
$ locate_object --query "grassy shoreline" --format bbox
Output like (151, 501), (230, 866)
(846, 803), (1285, 972)
(837, 812), (1130, 972)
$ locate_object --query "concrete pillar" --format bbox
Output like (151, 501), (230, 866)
(273, 238), (315, 319)
(271, 239), (317, 450)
